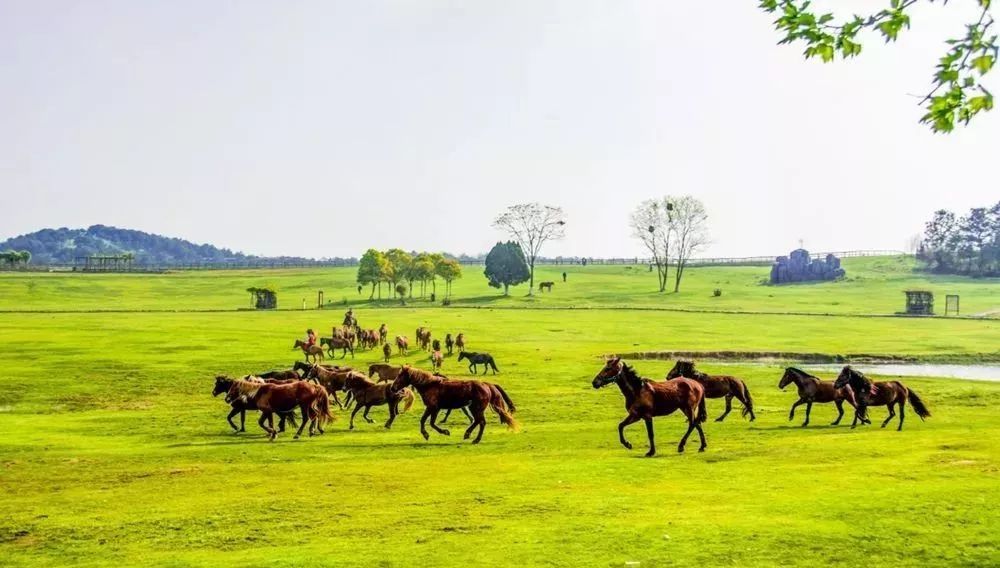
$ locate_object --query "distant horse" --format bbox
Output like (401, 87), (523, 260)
(225, 378), (333, 440)
(379, 324), (388, 344)
(369, 363), (402, 383)
(321, 336), (355, 359)
(834, 366), (931, 430)
(293, 339), (325, 363)
(455, 333), (466, 353)
(343, 373), (415, 430)
(445, 333), (454, 355)
(458, 351), (498, 375)
(432, 339), (441, 352)
(333, 326), (356, 347)
(778, 367), (861, 427)
(363, 330), (380, 350)
(432, 350), (444, 371)
(416, 327), (432, 351)
(538, 281), (554, 292)
(593, 357), (707, 456)
(666, 360), (755, 422)
(382, 343), (392, 362)
(390, 366), (518, 444)
(212, 376), (297, 433)
(304, 364), (354, 409)
(396, 336), (409, 355)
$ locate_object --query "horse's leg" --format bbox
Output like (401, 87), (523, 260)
(293, 403), (309, 439)
(897, 397), (906, 431)
(851, 404), (863, 429)
(330, 391), (343, 409)
(462, 406), (473, 424)
(677, 419), (697, 454)
(618, 412), (640, 450)
(429, 409), (450, 436)
(788, 399), (803, 421)
(802, 402), (813, 427)
(277, 413), (287, 432)
(363, 405), (375, 423)
(695, 423), (708, 452)
(226, 408), (240, 432)
(349, 404), (362, 430)
(419, 408), (432, 440)
(643, 417), (656, 457)
(440, 409), (451, 423)
(469, 402), (488, 444)
(716, 395), (733, 422)
(258, 411), (275, 440)
(832, 400), (845, 425)
(385, 398), (398, 429)
(881, 403), (896, 428)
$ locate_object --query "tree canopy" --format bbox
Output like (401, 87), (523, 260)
(920, 200), (1000, 276)
(493, 203), (566, 296)
(484, 241), (530, 296)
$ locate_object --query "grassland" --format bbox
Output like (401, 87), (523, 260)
(0, 258), (998, 567)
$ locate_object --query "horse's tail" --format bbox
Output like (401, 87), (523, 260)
(491, 384), (516, 414)
(739, 380), (755, 419)
(489, 387), (520, 432)
(488, 357), (499, 373)
(696, 391), (708, 424)
(314, 389), (335, 427)
(402, 389), (415, 413)
(907, 389), (931, 420)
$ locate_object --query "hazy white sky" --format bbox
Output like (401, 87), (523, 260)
(1, 1), (997, 259)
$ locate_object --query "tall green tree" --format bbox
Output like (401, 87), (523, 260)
(411, 253), (436, 298)
(484, 241), (530, 296)
(384, 249), (412, 299)
(493, 203), (566, 296)
(435, 257), (463, 299)
(760, 0), (996, 132)
(357, 249), (389, 299)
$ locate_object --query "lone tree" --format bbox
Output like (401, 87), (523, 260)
(484, 241), (530, 296)
(630, 199), (674, 292)
(493, 203), (566, 295)
(669, 196), (710, 292)
(357, 249), (389, 299)
(760, 0), (996, 132)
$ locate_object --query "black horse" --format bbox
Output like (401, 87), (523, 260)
(458, 351), (499, 375)
(834, 366), (931, 430)
(212, 376), (297, 433)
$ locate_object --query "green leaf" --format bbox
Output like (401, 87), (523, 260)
(972, 55), (994, 75)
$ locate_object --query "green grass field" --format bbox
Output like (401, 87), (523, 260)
(1, 258), (998, 567)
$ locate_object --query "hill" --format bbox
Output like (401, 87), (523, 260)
(0, 225), (318, 265)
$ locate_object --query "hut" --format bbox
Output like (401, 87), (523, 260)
(904, 290), (933, 315)
(247, 287), (277, 310)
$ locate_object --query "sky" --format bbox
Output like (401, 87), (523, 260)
(1, 1), (997, 259)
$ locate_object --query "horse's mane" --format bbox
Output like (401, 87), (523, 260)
(344, 372), (375, 389)
(785, 367), (817, 379)
(231, 379), (263, 400)
(620, 363), (650, 386)
(402, 366), (442, 386)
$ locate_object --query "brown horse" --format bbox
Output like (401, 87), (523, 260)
(396, 335), (409, 355)
(455, 333), (466, 353)
(369, 363), (402, 383)
(416, 327), (432, 351)
(258, 368), (300, 380)
(333, 326), (356, 347)
(304, 364), (355, 409)
(666, 360), (755, 422)
(321, 336), (355, 359)
(225, 379), (333, 440)
(432, 350), (444, 371)
(445, 333), (454, 355)
(293, 339), (325, 363)
(379, 323), (388, 344)
(538, 281), (554, 292)
(594, 357), (707, 456)
(382, 342), (392, 362)
(212, 376), (297, 433)
(343, 373), (415, 429)
(390, 366), (518, 444)
(779, 367), (861, 427)
(834, 366), (931, 430)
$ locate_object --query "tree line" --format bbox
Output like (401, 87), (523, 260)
(920, 201), (1000, 277)
(357, 249), (463, 300)
(0, 250), (31, 268)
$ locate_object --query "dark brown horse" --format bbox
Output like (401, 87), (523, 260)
(225, 379), (333, 440)
(666, 360), (755, 422)
(779, 367), (861, 427)
(212, 376), (297, 433)
(445, 333), (454, 355)
(594, 358), (707, 456)
(293, 339), (325, 363)
(416, 327), (432, 351)
(304, 364), (355, 409)
(369, 363), (402, 383)
(382, 342), (392, 362)
(390, 366), (518, 444)
(455, 333), (466, 353)
(258, 368), (300, 380)
(321, 336), (355, 359)
(379, 323), (388, 345)
(538, 281), (554, 292)
(834, 366), (931, 430)
(343, 373), (415, 429)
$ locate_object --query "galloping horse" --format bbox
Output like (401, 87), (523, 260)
(258, 368), (300, 380)
(593, 357), (707, 456)
(369, 363), (402, 383)
(304, 364), (355, 409)
(395, 336), (409, 356)
(666, 360), (755, 422)
(343, 373), (415, 430)
(212, 376), (297, 433)
(834, 366), (931, 430)
(293, 339), (325, 363)
(321, 336), (355, 359)
(458, 351), (498, 375)
(778, 367), (861, 427)
(224, 378), (333, 440)
(390, 366), (518, 444)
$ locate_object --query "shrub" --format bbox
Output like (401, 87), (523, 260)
(713, 288), (722, 297)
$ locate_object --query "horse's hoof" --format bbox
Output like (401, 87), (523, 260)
(699, 446), (706, 452)
(422, 433), (430, 441)
(441, 429), (451, 436)
(676, 446), (685, 453)
(645, 451), (655, 458)
(801, 423), (809, 428)
(714, 417), (724, 422)
(622, 442), (632, 450)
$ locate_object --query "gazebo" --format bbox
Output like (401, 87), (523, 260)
(904, 290), (934, 315)
(247, 287), (277, 310)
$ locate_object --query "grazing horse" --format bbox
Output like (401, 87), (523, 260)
(778, 367), (861, 427)
(666, 360), (755, 422)
(225, 379), (333, 440)
(538, 281), (554, 292)
(458, 351), (498, 375)
(455, 333), (466, 353)
(369, 363), (402, 383)
(834, 366), (931, 430)
(343, 373), (415, 430)
(321, 336), (355, 359)
(390, 366), (518, 444)
(395, 336), (409, 355)
(212, 376), (297, 433)
(304, 364), (355, 409)
(293, 339), (325, 363)
(432, 350), (444, 371)
(445, 333), (454, 355)
(593, 357), (707, 456)
(379, 324), (388, 345)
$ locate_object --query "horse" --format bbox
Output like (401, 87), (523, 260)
(665, 360), (755, 422)
(458, 351), (498, 375)
(593, 357), (707, 456)
(369, 363), (402, 383)
(382, 342), (392, 362)
(343, 373), (415, 430)
(778, 367), (861, 427)
(834, 366), (931, 430)
(321, 336), (355, 359)
(379, 324), (388, 345)
(293, 339), (325, 363)
(440, 375), (515, 425)
(333, 326), (356, 347)
(363, 329), (380, 350)
(390, 366), (518, 444)
(432, 350), (444, 371)
(432, 339), (441, 352)
(212, 376), (298, 433)
(416, 327), (432, 351)
(538, 281), (554, 292)
(304, 364), (355, 409)
(396, 336), (409, 355)
(258, 368), (300, 380)
(455, 333), (466, 353)
(224, 378), (333, 440)
(445, 333), (454, 355)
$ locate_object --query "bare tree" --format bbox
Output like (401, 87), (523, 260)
(492, 203), (566, 296)
(669, 196), (709, 292)
(629, 198), (673, 292)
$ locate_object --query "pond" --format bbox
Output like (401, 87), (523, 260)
(708, 362), (1000, 382)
